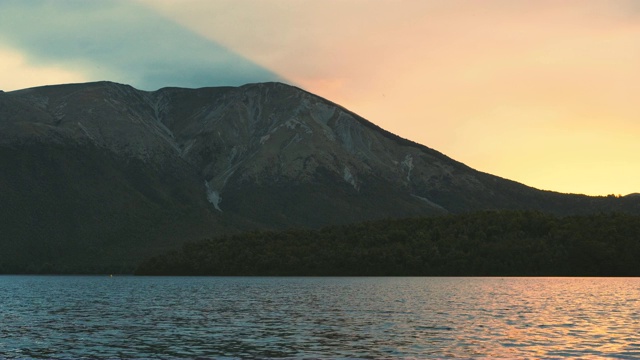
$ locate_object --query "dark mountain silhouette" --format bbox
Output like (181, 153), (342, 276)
(0, 81), (637, 273)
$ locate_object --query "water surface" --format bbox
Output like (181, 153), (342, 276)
(1, 276), (639, 358)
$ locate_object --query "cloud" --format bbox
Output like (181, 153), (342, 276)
(0, 0), (283, 91)
(0, 46), (88, 91)
(142, 0), (640, 195)
(1, 0), (638, 195)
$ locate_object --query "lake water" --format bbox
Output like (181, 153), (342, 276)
(1, 276), (639, 359)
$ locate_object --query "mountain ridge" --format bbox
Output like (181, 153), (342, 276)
(1, 81), (637, 273)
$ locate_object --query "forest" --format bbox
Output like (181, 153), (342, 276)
(135, 211), (640, 276)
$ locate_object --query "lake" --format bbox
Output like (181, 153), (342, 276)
(1, 276), (639, 359)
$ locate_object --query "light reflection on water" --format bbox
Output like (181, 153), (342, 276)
(0, 276), (639, 358)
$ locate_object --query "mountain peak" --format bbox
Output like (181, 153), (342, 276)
(2, 80), (638, 273)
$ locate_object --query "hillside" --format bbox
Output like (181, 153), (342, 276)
(0, 81), (637, 273)
(136, 211), (640, 277)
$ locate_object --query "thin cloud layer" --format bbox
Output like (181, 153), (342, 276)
(0, 0), (282, 91)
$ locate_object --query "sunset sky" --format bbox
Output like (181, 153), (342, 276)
(1, 0), (638, 196)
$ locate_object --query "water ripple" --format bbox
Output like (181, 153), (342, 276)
(0, 276), (639, 358)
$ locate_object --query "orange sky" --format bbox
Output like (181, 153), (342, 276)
(2, 1), (638, 196)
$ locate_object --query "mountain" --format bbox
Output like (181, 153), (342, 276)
(0, 81), (637, 273)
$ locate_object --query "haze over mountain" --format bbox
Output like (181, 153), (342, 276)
(0, 81), (637, 273)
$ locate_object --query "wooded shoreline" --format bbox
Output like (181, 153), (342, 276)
(135, 211), (640, 277)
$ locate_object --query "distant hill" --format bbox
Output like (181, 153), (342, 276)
(0, 81), (637, 273)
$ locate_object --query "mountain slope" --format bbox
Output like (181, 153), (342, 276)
(0, 81), (637, 273)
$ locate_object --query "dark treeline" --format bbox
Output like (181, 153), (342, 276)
(136, 211), (640, 276)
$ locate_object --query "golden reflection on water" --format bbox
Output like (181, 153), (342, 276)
(435, 277), (640, 358)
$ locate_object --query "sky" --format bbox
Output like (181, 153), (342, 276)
(1, 0), (638, 196)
